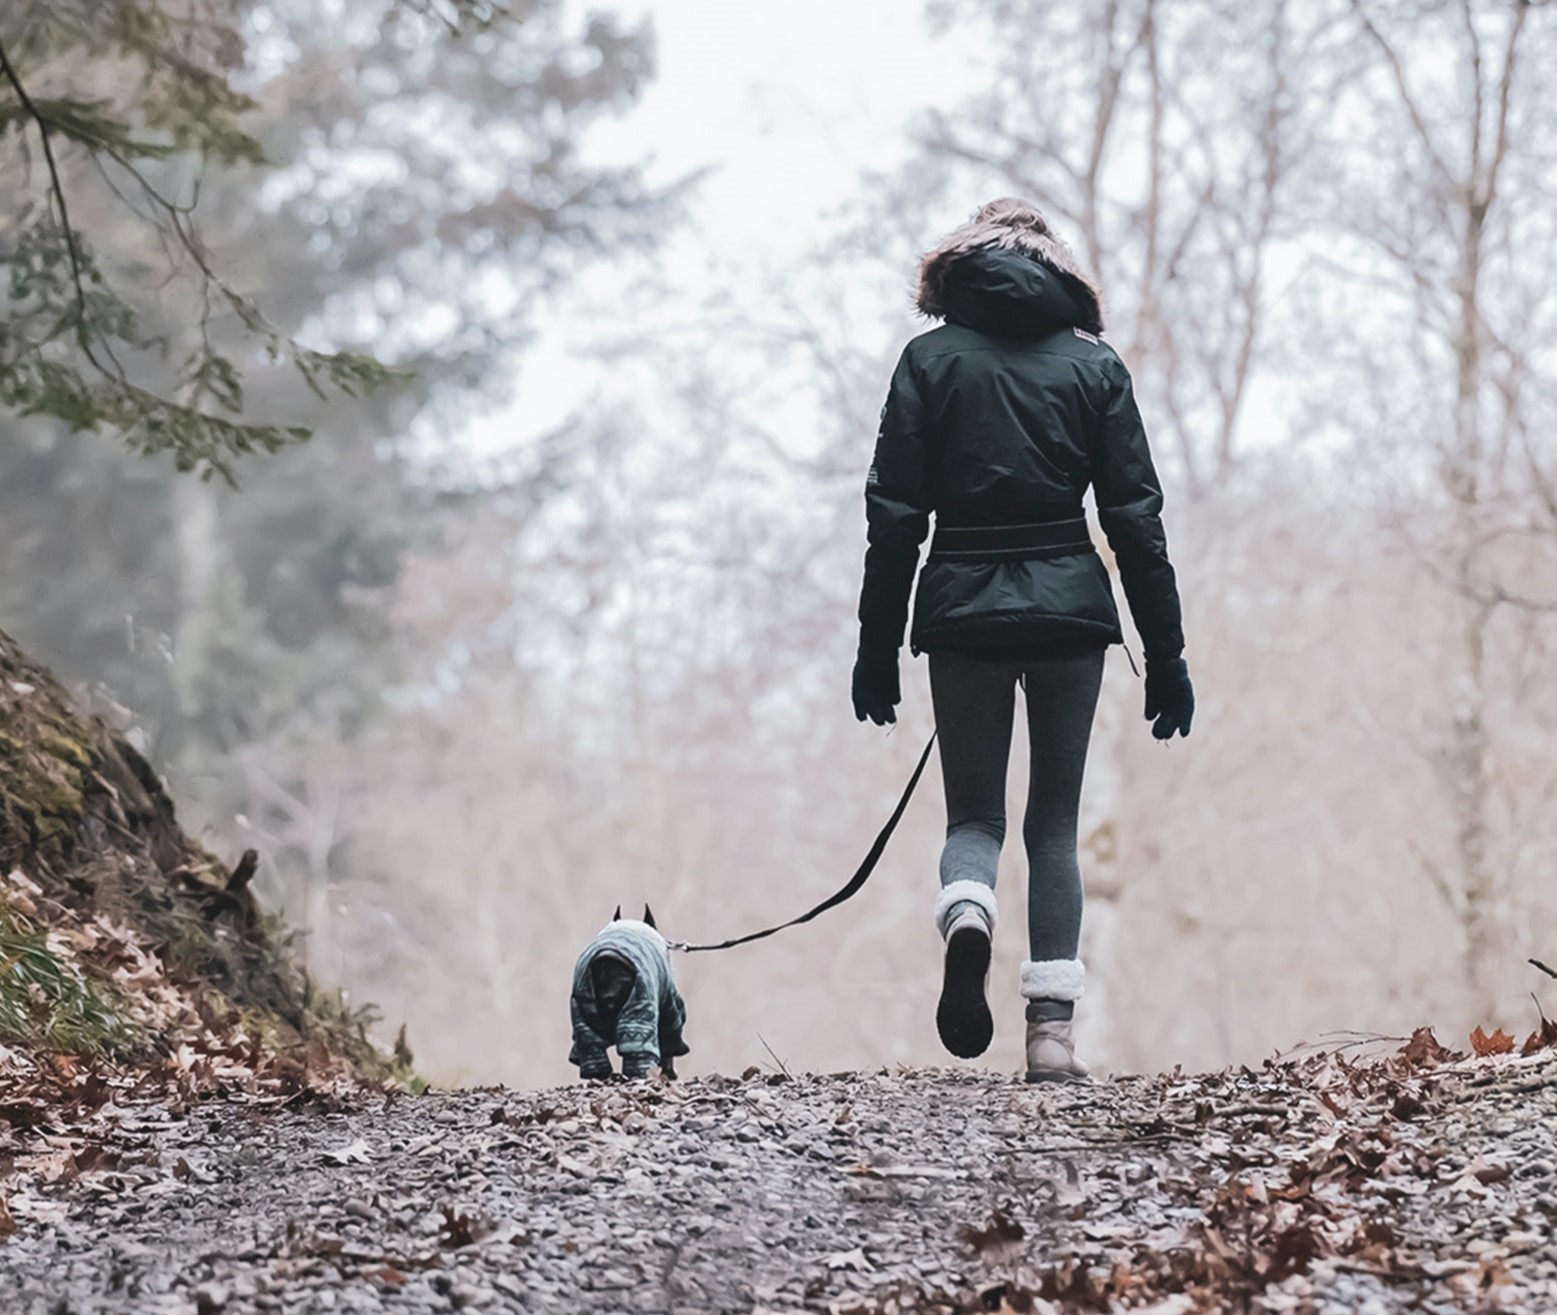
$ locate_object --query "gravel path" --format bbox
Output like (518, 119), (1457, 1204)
(3, 1047), (1556, 1314)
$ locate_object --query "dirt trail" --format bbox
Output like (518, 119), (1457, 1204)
(3, 1044), (1555, 1314)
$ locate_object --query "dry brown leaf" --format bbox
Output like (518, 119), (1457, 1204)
(1469, 1026), (1515, 1057)
(976, 1280), (1042, 1314)
(71, 1143), (121, 1175)
(1389, 1088), (1426, 1121)
(1399, 1026), (1453, 1068)
(438, 1205), (485, 1249)
(958, 1208), (1025, 1256)
(1520, 1015), (1557, 1057)
(1266, 1221), (1324, 1282)
(361, 1263), (406, 1289)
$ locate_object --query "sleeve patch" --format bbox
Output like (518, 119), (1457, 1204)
(1073, 327), (1100, 344)
(866, 464), (880, 487)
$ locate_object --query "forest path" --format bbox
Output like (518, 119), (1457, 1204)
(2, 1050), (1555, 1314)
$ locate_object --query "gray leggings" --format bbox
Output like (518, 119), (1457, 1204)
(928, 647), (1105, 962)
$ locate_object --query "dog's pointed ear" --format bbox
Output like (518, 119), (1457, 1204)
(613, 904), (622, 922)
(643, 904), (657, 929)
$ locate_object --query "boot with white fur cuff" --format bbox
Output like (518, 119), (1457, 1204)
(1020, 958), (1091, 1083)
(934, 881), (997, 1059)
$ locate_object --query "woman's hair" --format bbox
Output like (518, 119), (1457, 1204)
(969, 197), (1053, 236)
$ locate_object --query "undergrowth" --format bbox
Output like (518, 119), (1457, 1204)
(0, 903), (133, 1053)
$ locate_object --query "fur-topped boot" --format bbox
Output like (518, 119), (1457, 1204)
(933, 881), (998, 1058)
(1020, 958), (1090, 1083)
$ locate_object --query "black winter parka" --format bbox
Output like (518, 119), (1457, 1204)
(859, 240), (1184, 662)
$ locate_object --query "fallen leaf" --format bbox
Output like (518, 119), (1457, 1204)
(824, 1246), (873, 1272)
(361, 1264), (406, 1289)
(846, 1163), (962, 1180)
(1520, 1015), (1557, 1056)
(1469, 1026), (1514, 1057)
(322, 1138), (372, 1166)
(976, 1280), (1051, 1314)
(961, 1209), (1026, 1256)
(1266, 1221), (1323, 1281)
(439, 1205), (485, 1249)
(1390, 1089), (1426, 1121)
(72, 1142), (122, 1176)
(1136, 1298), (1197, 1315)
(1400, 1027), (1453, 1068)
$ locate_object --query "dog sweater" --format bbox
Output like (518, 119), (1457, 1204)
(569, 920), (690, 1077)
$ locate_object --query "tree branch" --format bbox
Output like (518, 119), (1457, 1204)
(1481, 1), (1528, 213)
(1348, 0), (1459, 191)
(0, 36), (91, 337)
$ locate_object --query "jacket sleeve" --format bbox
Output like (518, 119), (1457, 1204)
(1092, 358), (1185, 661)
(857, 348), (933, 649)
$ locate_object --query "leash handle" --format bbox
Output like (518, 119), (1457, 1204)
(671, 730), (938, 954)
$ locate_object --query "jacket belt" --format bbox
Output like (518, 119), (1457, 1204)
(928, 514), (1094, 563)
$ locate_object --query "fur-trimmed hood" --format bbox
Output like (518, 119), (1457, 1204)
(916, 199), (1104, 337)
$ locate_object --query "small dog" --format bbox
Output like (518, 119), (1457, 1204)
(569, 905), (690, 1081)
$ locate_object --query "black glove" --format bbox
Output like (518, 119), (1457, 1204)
(1143, 657), (1194, 740)
(851, 636), (901, 726)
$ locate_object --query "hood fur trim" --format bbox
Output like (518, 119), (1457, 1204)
(916, 198), (1104, 333)
(1020, 957), (1086, 1001)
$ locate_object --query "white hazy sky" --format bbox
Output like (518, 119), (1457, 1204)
(458, 0), (975, 454)
(603, 0), (953, 247)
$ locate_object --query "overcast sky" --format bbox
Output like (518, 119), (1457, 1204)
(605, 0), (952, 249)
(458, 0), (974, 454)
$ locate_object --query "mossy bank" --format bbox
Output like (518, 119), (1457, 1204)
(0, 625), (402, 1086)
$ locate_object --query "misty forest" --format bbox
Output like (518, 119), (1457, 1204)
(2, 1), (1556, 1312)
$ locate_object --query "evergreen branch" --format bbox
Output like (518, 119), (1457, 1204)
(0, 37), (92, 344)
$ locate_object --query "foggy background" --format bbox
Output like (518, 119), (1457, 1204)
(4, 0), (1555, 1087)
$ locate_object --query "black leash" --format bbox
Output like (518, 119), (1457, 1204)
(666, 731), (938, 954)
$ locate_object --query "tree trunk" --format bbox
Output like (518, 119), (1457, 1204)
(1448, 198), (1499, 1021)
(170, 477), (225, 726)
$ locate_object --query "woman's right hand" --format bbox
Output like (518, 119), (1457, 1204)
(1143, 658), (1194, 740)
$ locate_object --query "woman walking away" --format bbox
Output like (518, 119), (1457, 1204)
(851, 198), (1193, 1083)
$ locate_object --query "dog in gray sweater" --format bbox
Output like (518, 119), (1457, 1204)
(569, 906), (690, 1080)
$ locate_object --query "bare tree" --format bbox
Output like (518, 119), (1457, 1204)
(1309, 0), (1557, 1018)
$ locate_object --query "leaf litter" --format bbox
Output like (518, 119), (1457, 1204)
(0, 1023), (1554, 1312)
